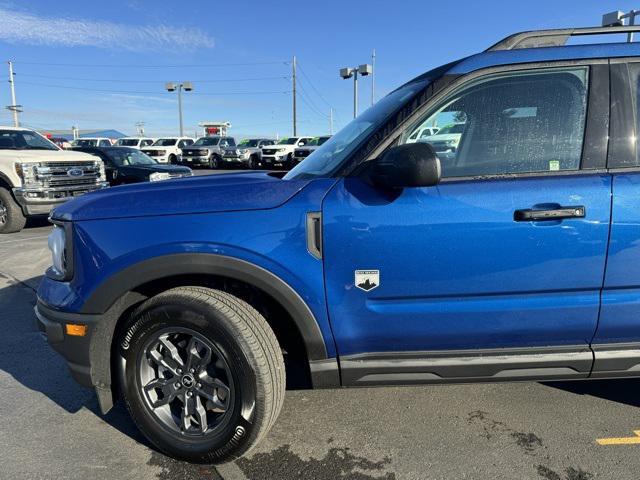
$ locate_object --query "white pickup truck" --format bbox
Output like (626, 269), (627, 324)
(260, 136), (314, 169)
(141, 137), (194, 164)
(0, 127), (108, 233)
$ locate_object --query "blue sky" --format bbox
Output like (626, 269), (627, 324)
(0, 0), (638, 139)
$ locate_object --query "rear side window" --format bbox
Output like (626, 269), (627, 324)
(402, 67), (589, 178)
(610, 62), (640, 168)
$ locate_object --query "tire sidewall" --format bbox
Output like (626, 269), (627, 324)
(120, 294), (259, 461)
(0, 187), (26, 234)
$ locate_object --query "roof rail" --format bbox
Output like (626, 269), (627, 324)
(487, 25), (640, 51)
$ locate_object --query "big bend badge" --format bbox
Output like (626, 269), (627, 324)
(355, 270), (380, 292)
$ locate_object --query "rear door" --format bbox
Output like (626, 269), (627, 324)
(593, 60), (640, 376)
(322, 62), (611, 384)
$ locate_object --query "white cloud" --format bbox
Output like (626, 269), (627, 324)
(0, 7), (214, 52)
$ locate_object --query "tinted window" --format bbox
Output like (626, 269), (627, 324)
(0, 130), (58, 150)
(403, 67), (588, 177)
(100, 140), (111, 146)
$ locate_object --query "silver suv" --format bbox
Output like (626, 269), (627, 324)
(180, 136), (236, 169)
(223, 138), (275, 169)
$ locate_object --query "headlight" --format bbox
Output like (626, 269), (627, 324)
(238, 149), (248, 154)
(15, 162), (38, 184)
(149, 172), (171, 182)
(93, 160), (106, 181)
(157, 150), (166, 155)
(47, 223), (72, 280)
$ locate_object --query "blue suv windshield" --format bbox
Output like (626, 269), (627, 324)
(284, 79), (428, 180)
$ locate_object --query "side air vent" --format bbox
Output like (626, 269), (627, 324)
(306, 212), (322, 260)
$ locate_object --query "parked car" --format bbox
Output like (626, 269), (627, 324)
(0, 127), (107, 233)
(417, 123), (466, 162)
(71, 138), (113, 147)
(406, 126), (440, 143)
(37, 24), (637, 463)
(292, 135), (331, 165)
(114, 137), (156, 149)
(224, 138), (275, 169)
(72, 146), (192, 186)
(48, 137), (72, 149)
(260, 136), (314, 168)
(141, 137), (194, 164)
(181, 136), (236, 169)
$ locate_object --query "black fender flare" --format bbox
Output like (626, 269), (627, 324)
(82, 253), (330, 362)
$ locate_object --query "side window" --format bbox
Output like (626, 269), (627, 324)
(178, 140), (187, 148)
(100, 140), (111, 147)
(402, 67), (589, 178)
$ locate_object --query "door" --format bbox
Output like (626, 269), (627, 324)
(593, 61), (640, 377)
(323, 65), (611, 382)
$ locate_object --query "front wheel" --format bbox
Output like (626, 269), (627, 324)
(168, 154), (177, 164)
(118, 287), (285, 463)
(248, 155), (259, 169)
(0, 187), (26, 234)
(209, 156), (219, 169)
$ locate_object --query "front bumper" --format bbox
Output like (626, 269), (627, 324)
(34, 301), (99, 388)
(13, 182), (109, 216)
(222, 154), (250, 164)
(182, 156), (210, 165)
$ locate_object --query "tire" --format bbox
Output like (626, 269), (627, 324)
(118, 287), (285, 463)
(0, 187), (26, 234)
(285, 153), (294, 170)
(248, 155), (259, 170)
(168, 154), (177, 165)
(209, 156), (219, 170)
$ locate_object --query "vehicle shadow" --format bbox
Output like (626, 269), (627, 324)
(0, 274), (148, 446)
(544, 378), (640, 408)
(25, 215), (51, 229)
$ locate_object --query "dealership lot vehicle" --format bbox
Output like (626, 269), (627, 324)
(35, 24), (640, 465)
(181, 136), (236, 168)
(71, 137), (113, 147)
(406, 125), (439, 143)
(225, 138), (275, 169)
(292, 135), (331, 165)
(260, 136), (313, 168)
(142, 137), (194, 164)
(0, 127), (107, 233)
(418, 122), (465, 162)
(72, 146), (192, 186)
(114, 137), (156, 149)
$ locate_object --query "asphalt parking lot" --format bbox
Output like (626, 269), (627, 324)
(2, 169), (640, 479)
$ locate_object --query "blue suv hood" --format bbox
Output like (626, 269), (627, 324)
(52, 171), (311, 222)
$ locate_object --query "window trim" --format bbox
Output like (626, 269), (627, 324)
(361, 59), (609, 183)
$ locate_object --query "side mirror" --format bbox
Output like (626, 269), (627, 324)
(368, 142), (441, 189)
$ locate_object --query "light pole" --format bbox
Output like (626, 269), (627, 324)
(603, 10), (639, 41)
(165, 81), (193, 136)
(339, 64), (372, 118)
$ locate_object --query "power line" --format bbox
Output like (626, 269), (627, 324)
(297, 82), (329, 119)
(14, 60), (288, 68)
(17, 73), (290, 84)
(297, 62), (334, 109)
(18, 80), (290, 96)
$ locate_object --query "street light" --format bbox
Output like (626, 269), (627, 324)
(603, 10), (639, 42)
(165, 81), (193, 136)
(339, 64), (372, 118)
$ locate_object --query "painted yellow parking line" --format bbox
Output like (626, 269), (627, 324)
(597, 431), (640, 445)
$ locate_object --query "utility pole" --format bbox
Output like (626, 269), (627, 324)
(135, 121), (145, 136)
(329, 107), (334, 135)
(371, 49), (376, 106)
(7, 61), (21, 127)
(292, 55), (297, 136)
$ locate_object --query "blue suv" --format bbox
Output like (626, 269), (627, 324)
(35, 25), (640, 462)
